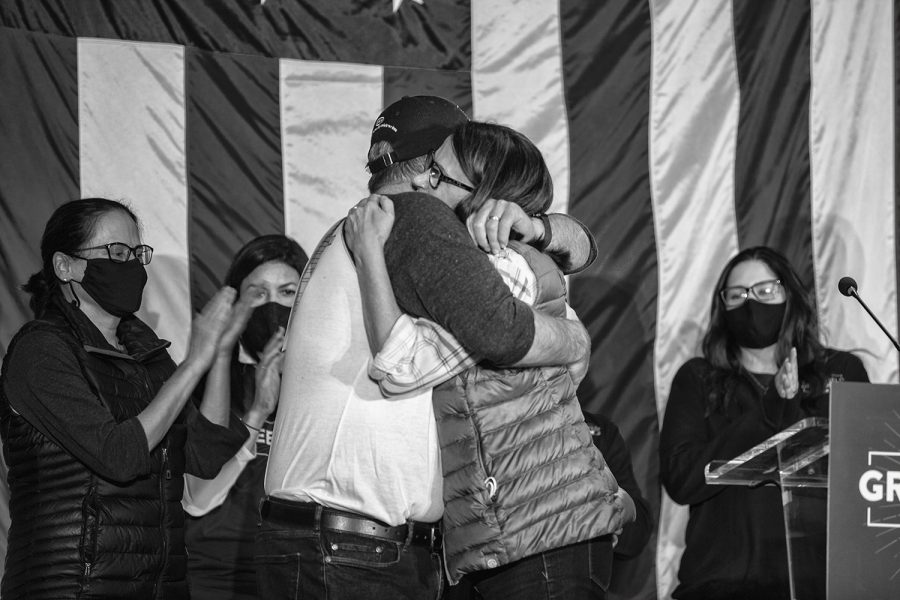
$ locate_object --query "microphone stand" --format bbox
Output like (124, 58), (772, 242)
(847, 288), (900, 352)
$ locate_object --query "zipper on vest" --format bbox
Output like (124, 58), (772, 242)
(155, 444), (169, 598)
(162, 447), (171, 480)
(80, 484), (99, 587)
(484, 476), (498, 504)
(472, 432), (498, 505)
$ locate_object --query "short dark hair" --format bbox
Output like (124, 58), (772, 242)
(23, 198), (139, 317)
(366, 141), (429, 193)
(702, 246), (827, 411)
(450, 121), (553, 220)
(224, 234), (308, 293)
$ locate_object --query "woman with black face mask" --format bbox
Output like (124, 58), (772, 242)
(0, 198), (249, 599)
(659, 246), (869, 600)
(182, 234), (307, 600)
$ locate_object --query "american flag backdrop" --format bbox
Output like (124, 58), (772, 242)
(1, 1), (899, 598)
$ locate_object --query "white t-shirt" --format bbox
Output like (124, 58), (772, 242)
(265, 228), (443, 525)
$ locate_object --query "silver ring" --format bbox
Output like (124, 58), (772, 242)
(489, 215), (500, 221)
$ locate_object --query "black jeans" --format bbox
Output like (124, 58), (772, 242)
(444, 539), (608, 600)
(254, 500), (444, 600)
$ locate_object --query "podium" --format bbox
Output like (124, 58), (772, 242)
(704, 382), (900, 600)
(705, 417), (828, 600)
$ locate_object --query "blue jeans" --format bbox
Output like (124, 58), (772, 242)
(450, 540), (607, 600)
(254, 503), (444, 600)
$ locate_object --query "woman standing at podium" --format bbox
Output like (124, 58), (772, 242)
(659, 246), (869, 600)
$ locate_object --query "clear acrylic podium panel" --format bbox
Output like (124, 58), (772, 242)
(705, 417), (829, 600)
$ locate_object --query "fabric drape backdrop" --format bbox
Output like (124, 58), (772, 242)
(1, 1), (898, 598)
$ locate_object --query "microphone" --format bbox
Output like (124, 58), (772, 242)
(838, 276), (856, 297)
(838, 276), (900, 352)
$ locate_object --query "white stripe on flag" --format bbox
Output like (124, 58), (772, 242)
(78, 38), (191, 362)
(648, 0), (742, 597)
(810, 0), (899, 384)
(470, 0), (570, 214)
(280, 60), (382, 252)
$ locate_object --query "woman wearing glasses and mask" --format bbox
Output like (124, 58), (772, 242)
(0, 198), (248, 599)
(659, 246), (868, 600)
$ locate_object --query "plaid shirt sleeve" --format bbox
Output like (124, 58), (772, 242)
(369, 249), (538, 396)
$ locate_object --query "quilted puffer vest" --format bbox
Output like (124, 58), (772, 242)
(0, 297), (189, 599)
(435, 242), (630, 584)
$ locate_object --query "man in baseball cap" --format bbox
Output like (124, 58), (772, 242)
(366, 95), (469, 175)
(365, 95), (596, 266)
(261, 95), (598, 599)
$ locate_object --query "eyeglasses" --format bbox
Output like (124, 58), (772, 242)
(720, 279), (783, 308)
(426, 151), (474, 193)
(73, 242), (154, 265)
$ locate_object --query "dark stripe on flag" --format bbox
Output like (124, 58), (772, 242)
(0, 27), (79, 353)
(732, 0), (815, 292)
(186, 48), (283, 309)
(382, 67), (473, 121)
(560, 1), (659, 597)
(0, 1), (472, 67)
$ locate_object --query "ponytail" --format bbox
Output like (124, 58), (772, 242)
(21, 270), (58, 318)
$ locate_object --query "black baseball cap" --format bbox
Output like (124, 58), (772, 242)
(367, 95), (469, 174)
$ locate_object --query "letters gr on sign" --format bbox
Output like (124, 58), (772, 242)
(857, 451), (900, 529)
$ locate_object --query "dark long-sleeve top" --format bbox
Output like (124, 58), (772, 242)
(384, 192), (536, 366)
(1, 295), (246, 598)
(584, 411), (653, 559)
(2, 304), (245, 483)
(659, 349), (868, 599)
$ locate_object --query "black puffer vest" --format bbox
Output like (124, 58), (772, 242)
(0, 296), (189, 599)
(435, 243), (630, 583)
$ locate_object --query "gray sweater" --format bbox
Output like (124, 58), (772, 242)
(384, 192), (535, 366)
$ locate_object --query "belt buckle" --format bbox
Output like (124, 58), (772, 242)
(425, 523), (442, 552)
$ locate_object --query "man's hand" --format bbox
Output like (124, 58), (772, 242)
(466, 198), (545, 255)
(564, 306), (589, 386)
(566, 348), (590, 389)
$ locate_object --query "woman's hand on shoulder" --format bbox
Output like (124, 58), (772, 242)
(343, 194), (395, 264)
(466, 198), (536, 255)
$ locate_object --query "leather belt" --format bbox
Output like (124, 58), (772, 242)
(260, 497), (441, 550)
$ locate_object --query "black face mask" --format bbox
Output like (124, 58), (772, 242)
(241, 302), (291, 361)
(724, 299), (786, 349)
(76, 258), (148, 317)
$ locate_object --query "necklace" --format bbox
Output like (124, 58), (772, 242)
(746, 372), (771, 394)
